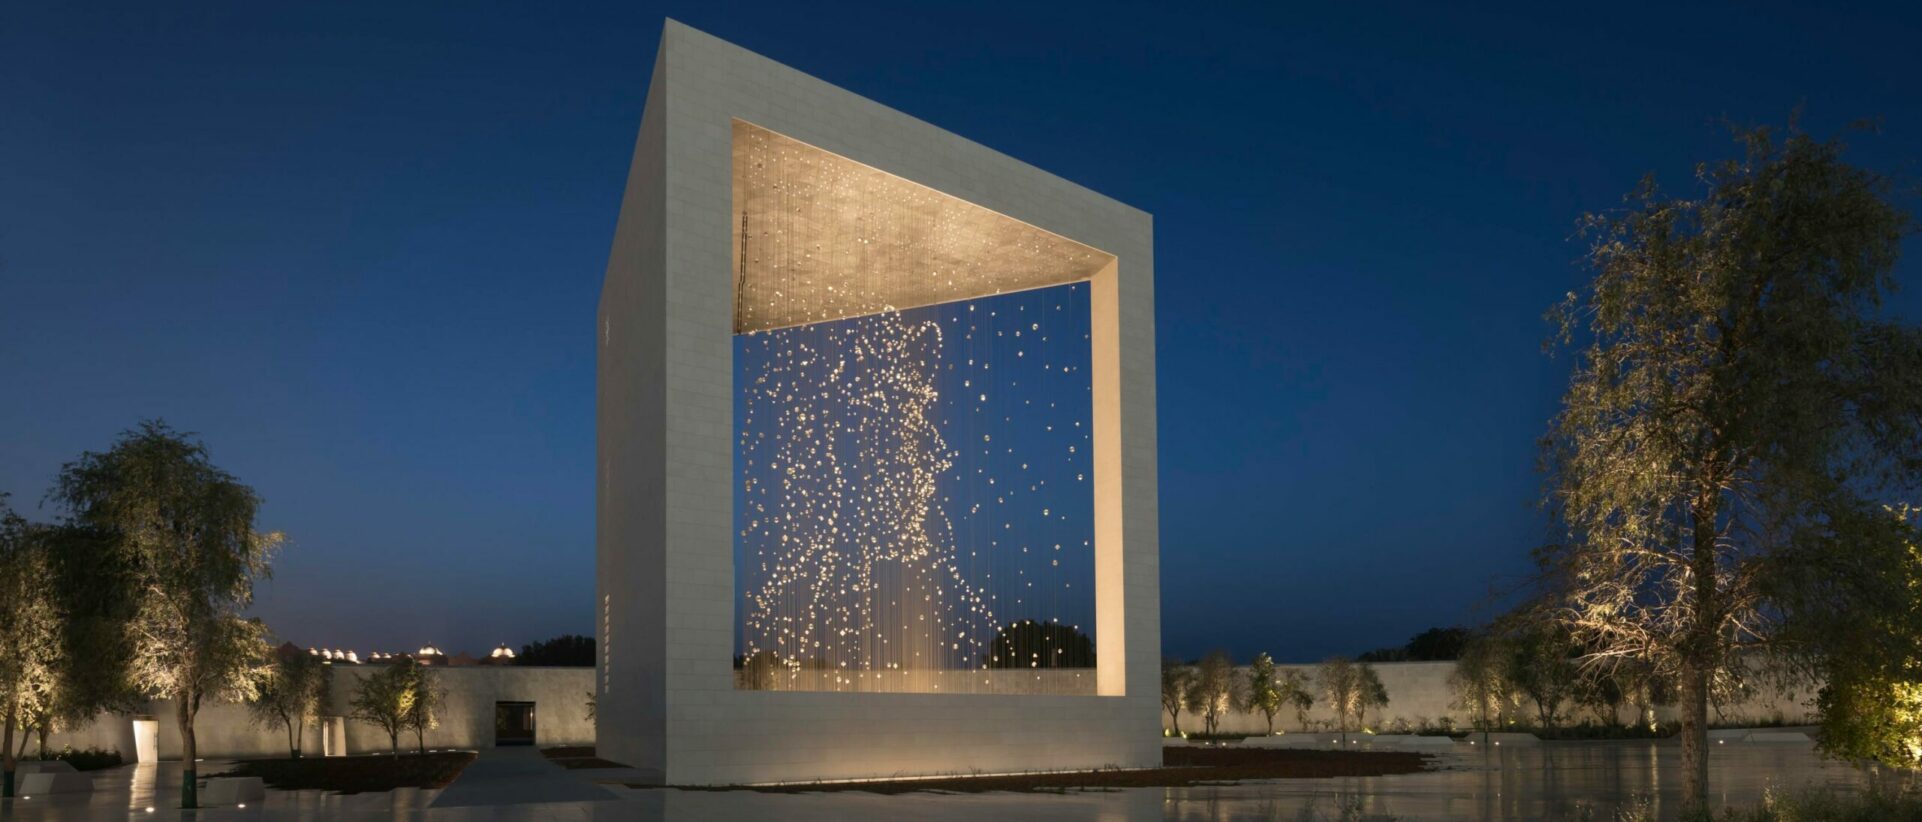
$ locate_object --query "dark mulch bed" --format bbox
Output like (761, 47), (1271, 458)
(540, 746), (630, 770)
(210, 751), (476, 794)
(667, 746), (1434, 794)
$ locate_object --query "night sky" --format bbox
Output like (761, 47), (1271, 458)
(4, 3), (1919, 663)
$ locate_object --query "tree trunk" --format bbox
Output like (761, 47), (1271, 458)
(389, 730), (399, 757)
(1680, 659), (1711, 809)
(1166, 708), (1180, 737)
(178, 699), (198, 809)
(295, 719), (304, 759)
(287, 719), (298, 759)
(1679, 497), (1720, 811)
(4, 699), (16, 799)
(415, 723), (425, 754)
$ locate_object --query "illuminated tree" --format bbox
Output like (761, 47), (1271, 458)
(1160, 663), (1193, 736)
(38, 523), (138, 757)
(249, 649), (329, 758)
(1774, 505), (1922, 767)
(1504, 623), (1578, 730)
(1184, 651), (1237, 736)
(405, 661), (444, 754)
(350, 663), (415, 757)
(51, 422), (279, 808)
(1318, 657), (1365, 743)
(1573, 661), (1630, 727)
(1244, 653), (1283, 734)
(1355, 664), (1389, 730)
(1280, 669), (1316, 731)
(0, 497), (61, 799)
(1540, 123), (1920, 807)
(1450, 633), (1508, 744)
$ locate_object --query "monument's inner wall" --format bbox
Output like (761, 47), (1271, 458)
(732, 122), (1099, 695)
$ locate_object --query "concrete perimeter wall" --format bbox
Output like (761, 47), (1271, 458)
(30, 665), (594, 762)
(1170, 661), (1818, 736)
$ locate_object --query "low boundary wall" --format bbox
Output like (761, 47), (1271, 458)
(1164, 661), (1817, 736)
(29, 665), (594, 761)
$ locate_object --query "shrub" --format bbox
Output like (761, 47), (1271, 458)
(38, 746), (123, 771)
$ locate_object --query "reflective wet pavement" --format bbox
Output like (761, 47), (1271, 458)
(2, 739), (1914, 820)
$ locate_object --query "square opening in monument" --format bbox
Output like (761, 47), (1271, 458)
(729, 121), (1114, 695)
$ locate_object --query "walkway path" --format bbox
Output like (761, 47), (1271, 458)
(429, 747), (617, 808)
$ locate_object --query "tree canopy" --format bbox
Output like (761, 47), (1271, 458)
(1359, 626), (1471, 662)
(51, 421), (280, 807)
(249, 648), (330, 758)
(350, 661), (417, 757)
(1539, 123), (1920, 805)
(1183, 651), (1238, 736)
(1244, 653), (1283, 734)
(0, 496), (62, 798)
(1160, 663), (1193, 736)
(984, 620), (1094, 669)
(517, 634), (595, 667)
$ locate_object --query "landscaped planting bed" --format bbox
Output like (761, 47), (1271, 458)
(211, 751), (476, 794)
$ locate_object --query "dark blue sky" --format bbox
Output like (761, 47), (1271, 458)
(4, 2), (1919, 662)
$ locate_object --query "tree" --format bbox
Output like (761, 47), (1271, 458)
(737, 649), (781, 690)
(38, 523), (138, 756)
(1356, 664), (1389, 730)
(1359, 627), (1472, 662)
(1244, 653), (1283, 734)
(516, 634), (595, 667)
(1774, 505), (1922, 767)
(1279, 669), (1316, 731)
(1404, 627), (1472, 661)
(349, 663), (415, 757)
(1450, 633), (1509, 745)
(1160, 663), (1193, 736)
(1317, 657), (1362, 744)
(0, 497), (62, 799)
(249, 649), (329, 758)
(51, 422), (280, 808)
(404, 661), (444, 754)
(1505, 623), (1578, 730)
(985, 620), (1094, 668)
(1184, 651), (1237, 737)
(1573, 661), (1629, 728)
(1539, 124), (1919, 808)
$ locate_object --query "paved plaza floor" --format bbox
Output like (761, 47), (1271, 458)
(1, 738), (1913, 820)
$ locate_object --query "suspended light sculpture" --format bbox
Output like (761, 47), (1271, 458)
(732, 121), (1099, 695)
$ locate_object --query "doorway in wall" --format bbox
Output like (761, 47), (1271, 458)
(495, 701), (535, 746)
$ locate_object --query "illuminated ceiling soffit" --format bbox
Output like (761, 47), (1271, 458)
(732, 120), (1115, 334)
